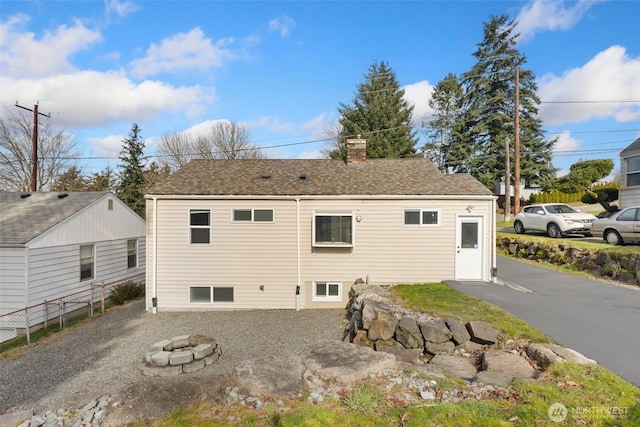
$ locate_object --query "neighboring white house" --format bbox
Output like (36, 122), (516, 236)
(145, 139), (497, 312)
(0, 192), (146, 341)
(620, 137), (640, 208)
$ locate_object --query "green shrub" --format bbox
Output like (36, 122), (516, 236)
(110, 281), (145, 305)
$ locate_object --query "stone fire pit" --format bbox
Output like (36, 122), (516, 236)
(141, 334), (222, 376)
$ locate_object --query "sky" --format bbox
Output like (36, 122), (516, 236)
(1, 0), (639, 179)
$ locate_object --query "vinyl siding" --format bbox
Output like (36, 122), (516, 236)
(0, 248), (26, 313)
(148, 197), (494, 311)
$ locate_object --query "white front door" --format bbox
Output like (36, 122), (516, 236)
(455, 216), (484, 280)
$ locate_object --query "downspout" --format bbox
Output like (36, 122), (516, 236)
(491, 197), (497, 283)
(295, 198), (301, 311)
(152, 197), (158, 313)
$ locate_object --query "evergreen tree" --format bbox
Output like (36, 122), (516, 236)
(115, 124), (147, 216)
(421, 73), (469, 173)
(52, 166), (87, 191)
(330, 61), (418, 159)
(460, 15), (555, 190)
(87, 167), (116, 191)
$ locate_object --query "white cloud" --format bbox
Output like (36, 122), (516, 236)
(89, 134), (124, 157)
(0, 14), (102, 78)
(553, 131), (581, 155)
(296, 149), (324, 159)
(538, 46), (640, 125)
(0, 70), (212, 128)
(268, 15), (296, 38)
(105, 0), (139, 19)
(403, 80), (435, 125)
(246, 116), (295, 134)
(181, 119), (229, 138)
(302, 112), (338, 139)
(515, 0), (602, 42)
(129, 27), (237, 78)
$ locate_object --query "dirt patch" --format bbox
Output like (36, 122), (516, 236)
(103, 370), (228, 426)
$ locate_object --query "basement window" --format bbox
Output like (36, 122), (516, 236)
(313, 281), (342, 302)
(189, 286), (234, 303)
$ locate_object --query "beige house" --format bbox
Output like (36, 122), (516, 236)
(145, 139), (496, 312)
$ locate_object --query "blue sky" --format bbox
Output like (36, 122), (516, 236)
(1, 0), (639, 178)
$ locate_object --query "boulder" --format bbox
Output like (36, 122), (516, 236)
(428, 355), (477, 380)
(419, 319), (453, 343)
(368, 317), (399, 341)
(375, 339), (423, 364)
(352, 329), (373, 348)
(233, 354), (304, 397)
(481, 350), (537, 379)
(466, 321), (497, 345)
(301, 340), (396, 385)
(456, 340), (485, 354)
(473, 371), (514, 387)
(361, 298), (395, 329)
(445, 317), (471, 345)
(527, 343), (596, 366)
(424, 341), (455, 355)
(395, 316), (424, 349)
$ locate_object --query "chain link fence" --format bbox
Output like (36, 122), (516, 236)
(0, 274), (144, 345)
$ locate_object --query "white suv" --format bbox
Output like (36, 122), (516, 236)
(513, 204), (596, 238)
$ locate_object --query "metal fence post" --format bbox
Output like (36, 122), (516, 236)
(90, 286), (94, 317)
(59, 301), (63, 330)
(25, 307), (31, 345)
(62, 301), (66, 329)
(101, 284), (105, 314)
(44, 301), (48, 329)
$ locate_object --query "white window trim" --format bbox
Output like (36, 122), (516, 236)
(232, 208), (275, 223)
(312, 281), (342, 302)
(127, 239), (138, 269)
(312, 211), (355, 247)
(403, 208), (442, 226)
(188, 285), (235, 304)
(189, 209), (212, 245)
(626, 156), (640, 187)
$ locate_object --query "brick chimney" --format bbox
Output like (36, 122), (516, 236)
(346, 138), (367, 164)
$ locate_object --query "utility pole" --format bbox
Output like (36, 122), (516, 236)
(513, 65), (521, 215)
(504, 136), (511, 222)
(15, 102), (51, 191)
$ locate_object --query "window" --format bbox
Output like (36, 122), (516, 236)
(403, 209), (440, 226)
(617, 208), (639, 221)
(189, 286), (234, 303)
(127, 239), (138, 269)
(80, 244), (94, 281)
(189, 209), (211, 244)
(313, 213), (353, 246)
(313, 282), (342, 302)
(626, 156), (640, 187)
(233, 209), (274, 222)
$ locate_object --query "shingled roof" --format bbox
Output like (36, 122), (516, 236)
(147, 158), (493, 197)
(620, 137), (640, 157)
(0, 192), (109, 246)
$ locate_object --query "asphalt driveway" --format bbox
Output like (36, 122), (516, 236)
(447, 255), (640, 386)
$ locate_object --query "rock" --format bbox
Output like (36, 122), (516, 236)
(429, 355), (477, 380)
(528, 343), (596, 366)
(419, 319), (453, 343)
(344, 310), (363, 341)
(361, 299), (394, 329)
(233, 354), (304, 397)
(420, 390), (436, 401)
(473, 371), (514, 387)
(445, 317), (471, 345)
(482, 350), (537, 379)
(395, 317), (424, 349)
(141, 364), (183, 377)
(424, 341), (455, 355)
(352, 329), (373, 348)
(526, 343), (564, 368)
(456, 340), (485, 354)
(182, 358), (206, 373)
(368, 318), (399, 341)
(466, 321), (497, 345)
(301, 340), (396, 385)
(375, 339), (423, 364)
(189, 334), (215, 346)
(0, 410), (33, 427)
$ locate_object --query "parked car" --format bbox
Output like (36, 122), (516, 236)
(513, 203), (596, 238)
(591, 206), (640, 245)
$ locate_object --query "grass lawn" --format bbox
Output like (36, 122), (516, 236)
(141, 284), (639, 427)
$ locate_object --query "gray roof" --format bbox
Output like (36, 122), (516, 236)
(147, 159), (493, 197)
(0, 192), (109, 246)
(620, 137), (640, 157)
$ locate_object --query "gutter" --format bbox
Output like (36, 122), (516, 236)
(152, 196), (158, 313)
(296, 198), (301, 311)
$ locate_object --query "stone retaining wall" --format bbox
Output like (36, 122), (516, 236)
(344, 284), (596, 386)
(141, 334), (221, 376)
(498, 236), (640, 286)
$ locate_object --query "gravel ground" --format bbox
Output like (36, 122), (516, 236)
(0, 300), (346, 422)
